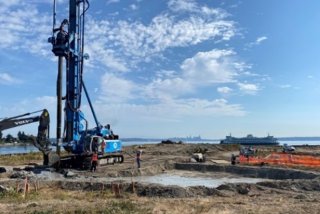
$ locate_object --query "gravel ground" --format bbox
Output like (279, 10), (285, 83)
(1, 143), (320, 213)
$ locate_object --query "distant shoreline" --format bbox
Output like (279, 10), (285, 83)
(278, 137), (320, 141)
(0, 142), (32, 147)
(121, 137), (320, 142)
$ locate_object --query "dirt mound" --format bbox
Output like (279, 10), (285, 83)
(175, 163), (320, 180)
(134, 183), (226, 198)
(257, 178), (320, 192)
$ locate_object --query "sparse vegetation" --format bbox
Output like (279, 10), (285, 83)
(0, 152), (43, 165)
(0, 187), (151, 214)
(1, 144), (320, 213)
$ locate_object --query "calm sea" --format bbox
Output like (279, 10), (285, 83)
(0, 140), (319, 155)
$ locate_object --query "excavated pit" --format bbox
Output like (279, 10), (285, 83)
(174, 163), (320, 180)
(1, 162), (320, 198)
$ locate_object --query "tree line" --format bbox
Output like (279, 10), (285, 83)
(0, 131), (35, 144)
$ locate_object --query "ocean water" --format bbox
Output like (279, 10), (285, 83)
(0, 140), (319, 155)
(122, 140), (320, 146)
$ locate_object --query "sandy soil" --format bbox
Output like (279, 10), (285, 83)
(0, 143), (320, 214)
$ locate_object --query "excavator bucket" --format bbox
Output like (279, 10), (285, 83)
(44, 151), (61, 167)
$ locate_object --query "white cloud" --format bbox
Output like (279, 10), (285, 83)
(247, 36), (268, 48)
(233, 62), (252, 72)
(0, 0), (21, 9)
(130, 4), (138, 10)
(140, 49), (250, 101)
(217, 86), (233, 94)
(98, 73), (137, 103)
(279, 84), (292, 89)
(256, 36), (268, 44)
(238, 82), (259, 95)
(0, 2), (52, 56)
(34, 96), (56, 107)
(168, 0), (226, 18)
(0, 0), (236, 73)
(94, 98), (245, 127)
(85, 7), (235, 70)
(0, 73), (21, 85)
(93, 48), (249, 127)
(181, 49), (238, 84)
(155, 70), (177, 79)
(168, 0), (197, 13)
(107, 0), (120, 4)
(144, 77), (194, 101)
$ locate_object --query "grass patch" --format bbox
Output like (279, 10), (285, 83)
(0, 151), (69, 165)
(101, 200), (150, 214)
(0, 189), (41, 203)
(0, 187), (151, 214)
(0, 190), (22, 202)
(0, 152), (43, 165)
(72, 200), (151, 214)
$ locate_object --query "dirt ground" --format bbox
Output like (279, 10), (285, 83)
(1, 143), (320, 213)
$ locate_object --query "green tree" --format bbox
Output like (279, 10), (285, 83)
(17, 131), (22, 142)
(0, 130), (3, 143)
(5, 134), (15, 143)
(17, 131), (29, 142)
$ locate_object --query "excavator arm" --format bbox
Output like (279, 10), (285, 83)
(0, 109), (58, 165)
(0, 116), (40, 131)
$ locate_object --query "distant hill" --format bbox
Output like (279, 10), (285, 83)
(121, 138), (162, 142)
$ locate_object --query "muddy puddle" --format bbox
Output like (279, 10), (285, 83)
(26, 169), (268, 188)
(131, 174), (266, 188)
(104, 170), (268, 188)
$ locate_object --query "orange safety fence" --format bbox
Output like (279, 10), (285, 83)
(239, 152), (320, 167)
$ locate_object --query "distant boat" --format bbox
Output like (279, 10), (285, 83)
(220, 134), (279, 145)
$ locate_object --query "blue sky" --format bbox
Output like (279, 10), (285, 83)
(0, 0), (319, 139)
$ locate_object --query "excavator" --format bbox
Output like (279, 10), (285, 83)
(0, 109), (58, 166)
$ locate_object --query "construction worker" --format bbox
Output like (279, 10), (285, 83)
(231, 154), (236, 165)
(105, 124), (114, 139)
(91, 152), (98, 172)
(101, 140), (106, 154)
(92, 138), (99, 153)
(136, 150), (142, 168)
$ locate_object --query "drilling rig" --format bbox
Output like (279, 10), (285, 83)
(48, 0), (123, 169)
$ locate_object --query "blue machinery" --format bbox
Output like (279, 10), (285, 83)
(48, 0), (123, 167)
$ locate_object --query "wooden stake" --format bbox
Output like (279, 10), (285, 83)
(23, 177), (29, 199)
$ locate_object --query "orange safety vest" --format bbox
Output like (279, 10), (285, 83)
(92, 153), (98, 161)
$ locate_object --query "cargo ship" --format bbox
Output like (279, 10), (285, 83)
(220, 134), (279, 145)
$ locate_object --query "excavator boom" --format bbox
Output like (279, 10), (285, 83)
(0, 109), (58, 165)
(0, 116), (40, 131)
